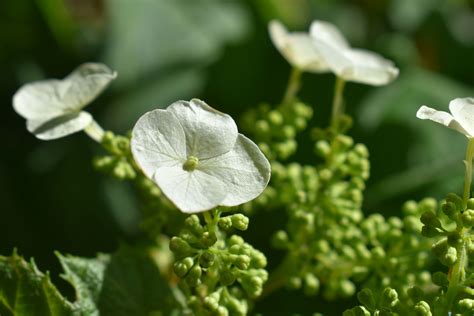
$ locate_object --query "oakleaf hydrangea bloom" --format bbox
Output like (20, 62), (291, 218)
(268, 20), (328, 73)
(13, 63), (116, 140)
(416, 97), (474, 137)
(131, 99), (271, 213)
(310, 21), (399, 86)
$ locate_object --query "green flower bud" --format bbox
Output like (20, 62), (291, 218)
(432, 272), (449, 287)
(461, 209), (474, 227)
(173, 257), (194, 277)
(169, 237), (192, 256)
(467, 198), (474, 210)
(458, 299), (474, 313)
(303, 273), (320, 296)
(185, 215), (204, 234)
(294, 102), (313, 119)
(419, 198), (437, 213)
(255, 120), (270, 135)
(231, 214), (249, 231)
(446, 193), (463, 210)
(204, 295), (220, 311)
(420, 211), (442, 228)
(319, 168), (333, 181)
(287, 276), (302, 289)
(251, 250), (267, 268)
(242, 275), (264, 297)
(234, 255), (251, 270)
(268, 110), (283, 126)
(282, 125), (296, 139)
(185, 265), (202, 286)
(357, 288), (375, 310)
(371, 247), (385, 260)
(201, 231), (217, 247)
(443, 246), (457, 266)
(346, 306), (370, 316)
(228, 235), (244, 246)
(225, 295), (248, 315)
(216, 306), (229, 316)
(414, 301), (431, 316)
(272, 230), (289, 249)
(315, 140), (331, 157)
(220, 270), (236, 286)
(294, 117), (307, 130)
(334, 134), (354, 150)
(403, 200), (419, 215)
(218, 216), (233, 231)
(381, 288), (398, 308)
(340, 280), (356, 297)
(441, 201), (457, 220)
(199, 251), (215, 268)
(354, 144), (369, 158)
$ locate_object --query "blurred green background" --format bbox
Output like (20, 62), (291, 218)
(1, 0), (473, 314)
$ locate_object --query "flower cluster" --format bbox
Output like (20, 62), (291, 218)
(13, 63), (116, 141)
(170, 211), (268, 316)
(131, 99), (271, 214)
(269, 20), (398, 85)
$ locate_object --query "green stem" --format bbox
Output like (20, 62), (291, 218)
(462, 138), (474, 208)
(330, 76), (346, 131)
(444, 137), (474, 314)
(282, 67), (302, 104)
(84, 119), (105, 143)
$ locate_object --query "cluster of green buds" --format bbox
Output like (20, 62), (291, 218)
(261, 128), (371, 299)
(170, 211), (268, 316)
(93, 131), (136, 180)
(417, 193), (474, 314)
(241, 101), (313, 160)
(344, 287), (434, 316)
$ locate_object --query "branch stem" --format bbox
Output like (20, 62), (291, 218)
(282, 68), (302, 104)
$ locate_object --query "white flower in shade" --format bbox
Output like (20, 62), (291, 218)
(416, 98), (474, 137)
(268, 20), (328, 73)
(310, 21), (399, 86)
(13, 63), (116, 140)
(131, 99), (271, 213)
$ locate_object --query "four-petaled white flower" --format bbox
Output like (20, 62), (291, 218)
(268, 20), (328, 73)
(13, 63), (116, 140)
(268, 19), (399, 86)
(416, 98), (474, 137)
(131, 99), (271, 213)
(309, 21), (399, 86)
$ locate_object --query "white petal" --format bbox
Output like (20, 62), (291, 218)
(63, 63), (117, 110)
(339, 49), (399, 85)
(269, 20), (328, 73)
(310, 20), (350, 50)
(449, 98), (474, 137)
(416, 105), (469, 136)
(26, 111), (93, 140)
(167, 99), (238, 159)
(198, 134), (271, 207)
(131, 109), (187, 179)
(13, 63), (116, 122)
(153, 166), (227, 213)
(13, 80), (71, 120)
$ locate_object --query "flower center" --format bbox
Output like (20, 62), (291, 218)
(183, 156), (199, 171)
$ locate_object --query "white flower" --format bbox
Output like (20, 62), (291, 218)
(268, 20), (329, 73)
(310, 21), (399, 86)
(13, 63), (116, 140)
(131, 99), (271, 213)
(416, 97), (474, 137)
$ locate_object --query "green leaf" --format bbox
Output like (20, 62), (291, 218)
(0, 246), (177, 316)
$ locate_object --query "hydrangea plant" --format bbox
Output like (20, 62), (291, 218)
(4, 18), (474, 316)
